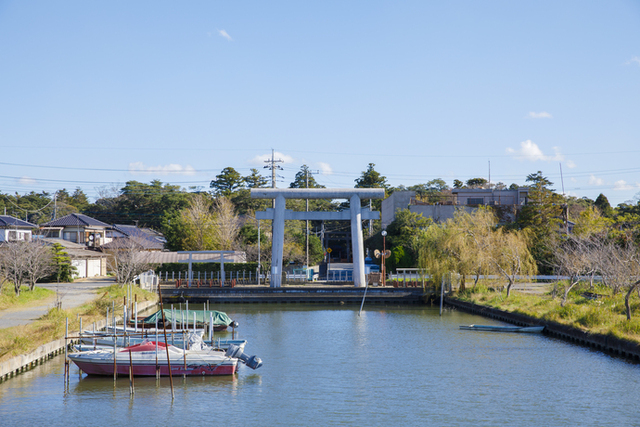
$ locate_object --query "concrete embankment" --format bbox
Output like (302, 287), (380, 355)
(162, 284), (428, 304)
(445, 297), (640, 362)
(0, 300), (158, 382)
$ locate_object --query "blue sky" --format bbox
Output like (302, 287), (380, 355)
(1, 1), (639, 206)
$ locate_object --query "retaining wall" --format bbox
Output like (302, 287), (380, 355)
(0, 300), (158, 382)
(445, 297), (640, 362)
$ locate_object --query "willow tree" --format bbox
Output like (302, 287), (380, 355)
(452, 207), (498, 290)
(416, 208), (495, 292)
(415, 224), (452, 292)
(181, 193), (216, 251)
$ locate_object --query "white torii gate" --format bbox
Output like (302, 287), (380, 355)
(251, 188), (385, 288)
(178, 250), (235, 287)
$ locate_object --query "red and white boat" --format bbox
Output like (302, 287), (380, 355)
(68, 341), (262, 376)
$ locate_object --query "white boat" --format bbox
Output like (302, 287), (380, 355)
(79, 330), (210, 350)
(68, 341), (262, 377)
(459, 324), (545, 333)
(77, 333), (247, 351)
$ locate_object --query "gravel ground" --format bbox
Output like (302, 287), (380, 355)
(0, 277), (115, 329)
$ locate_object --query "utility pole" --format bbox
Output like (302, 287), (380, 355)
(305, 168), (319, 270)
(263, 149), (284, 207)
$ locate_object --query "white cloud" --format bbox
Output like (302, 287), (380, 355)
(589, 175), (604, 186)
(249, 151), (296, 166)
(626, 56), (640, 66)
(128, 162), (196, 176)
(613, 180), (640, 191)
(317, 162), (333, 175)
(506, 140), (566, 163)
(218, 29), (233, 41)
(565, 160), (576, 168)
(527, 111), (553, 119)
(18, 176), (36, 185)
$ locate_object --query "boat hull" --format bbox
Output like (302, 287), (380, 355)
(71, 360), (237, 376)
(68, 347), (238, 376)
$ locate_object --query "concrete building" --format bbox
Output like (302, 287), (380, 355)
(382, 187), (529, 227)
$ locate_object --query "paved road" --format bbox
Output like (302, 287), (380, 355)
(0, 277), (115, 329)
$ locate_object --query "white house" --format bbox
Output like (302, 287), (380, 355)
(0, 215), (37, 242)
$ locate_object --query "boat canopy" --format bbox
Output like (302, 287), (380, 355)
(142, 309), (233, 326)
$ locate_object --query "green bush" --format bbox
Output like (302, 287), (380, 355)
(577, 307), (609, 327)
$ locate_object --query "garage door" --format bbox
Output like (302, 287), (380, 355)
(72, 260), (86, 278)
(87, 259), (101, 277)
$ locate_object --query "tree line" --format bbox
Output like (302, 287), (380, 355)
(2, 164), (640, 305)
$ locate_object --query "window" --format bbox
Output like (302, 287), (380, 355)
(467, 198), (484, 205)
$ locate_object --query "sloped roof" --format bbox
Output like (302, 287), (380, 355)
(37, 237), (87, 250)
(0, 215), (37, 228)
(101, 235), (164, 251)
(41, 213), (110, 228)
(142, 251), (247, 264)
(106, 225), (165, 250)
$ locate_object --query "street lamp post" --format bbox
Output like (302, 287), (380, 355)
(381, 230), (387, 287)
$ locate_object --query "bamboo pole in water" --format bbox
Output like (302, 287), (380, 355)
(157, 284), (175, 400)
(155, 317), (159, 379)
(113, 334), (117, 382)
(129, 349), (134, 396)
(64, 317), (69, 384)
(440, 277), (444, 316)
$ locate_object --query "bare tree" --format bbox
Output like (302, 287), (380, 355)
(597, 237), (640, 320)
(24, 241), (54, 291)
(487, 229), (537, 298)
(212, 197), (241, 250)
(0, 241), (28, 295)
(104, 239), (151, 285)
(552, 235), (602, 306)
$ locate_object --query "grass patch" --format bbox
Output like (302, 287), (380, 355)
(0, 284), (157, 363)
(454, 281), (640, 345)
(0, 283), (55, 311)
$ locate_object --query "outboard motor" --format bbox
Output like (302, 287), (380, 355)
(226, 344), (262, 370)
(230, 320), (239, 329)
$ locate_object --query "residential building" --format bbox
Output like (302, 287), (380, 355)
(39, 213), (111, 248)
(0, 215), (37, 242)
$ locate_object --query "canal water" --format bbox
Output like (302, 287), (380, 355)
(1, 304), (639, 426)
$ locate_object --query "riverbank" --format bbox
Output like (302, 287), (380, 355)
(445, 286), (640, 362)
(0, 283), (158, 381)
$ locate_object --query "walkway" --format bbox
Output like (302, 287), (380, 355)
(0, 277), (115, 329)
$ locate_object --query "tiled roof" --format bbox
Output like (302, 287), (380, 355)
(107, 225), (165, 250)
(0, 215), (37, 228)
(41, 213), (110, 228)
(37, 237), (87, 250)
(100, 235), (164, 251)
(142, 251), (247, 264)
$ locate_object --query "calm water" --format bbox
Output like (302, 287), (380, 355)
(1, 304), (639, 426)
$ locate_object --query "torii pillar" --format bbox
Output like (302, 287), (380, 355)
(251, 188), (385, 288)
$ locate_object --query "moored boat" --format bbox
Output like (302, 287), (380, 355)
(138, 309), (238, 331)
(68, 341), (262, 376)
(459, 324), (545, 333)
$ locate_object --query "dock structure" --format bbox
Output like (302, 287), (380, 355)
(160, 284), (429, 305)
(251, 188), (386, 288)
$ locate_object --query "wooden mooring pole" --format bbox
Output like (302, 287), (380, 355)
(158, 285), (175, 400)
